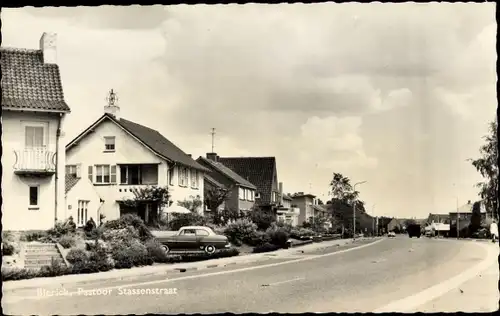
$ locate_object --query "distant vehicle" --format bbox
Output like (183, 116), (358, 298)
(407, 224), (421, 238)
(388, 232), (396, 238)
(151, 226), (231, 254)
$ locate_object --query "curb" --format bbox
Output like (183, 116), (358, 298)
(2, 238), (376, 291)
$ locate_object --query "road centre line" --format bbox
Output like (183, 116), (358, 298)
(7, 239), (385, 302)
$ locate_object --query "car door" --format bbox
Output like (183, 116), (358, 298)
(195, 229), (210, 248)
(177, 229), (198, 250)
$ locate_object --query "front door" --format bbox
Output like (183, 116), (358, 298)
(176, 228), (198, 251)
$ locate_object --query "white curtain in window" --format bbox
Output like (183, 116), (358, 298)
(25, 126), (44, 148)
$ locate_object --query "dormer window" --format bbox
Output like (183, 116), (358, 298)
(104, 136), (115, 152)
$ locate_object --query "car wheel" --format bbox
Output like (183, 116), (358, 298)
(204, 245), (216, 254)
(162, 245), (170, 254)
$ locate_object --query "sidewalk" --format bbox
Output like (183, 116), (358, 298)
(3, 237), (377, 291)
(414, 243), (499, 313)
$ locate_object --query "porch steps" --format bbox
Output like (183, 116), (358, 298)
(23, 243), (65, 270)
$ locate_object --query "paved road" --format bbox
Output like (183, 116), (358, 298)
(2, 237), (492, 314)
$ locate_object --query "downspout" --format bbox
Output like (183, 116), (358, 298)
(55, 113), (63, 225)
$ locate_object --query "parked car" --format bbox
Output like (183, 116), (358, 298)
(388, 231), (396, 238)
(151, 226), (231, 254)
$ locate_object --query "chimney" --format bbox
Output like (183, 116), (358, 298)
(468, 200), (471, 204)
(206, 153), (217, 162)
(187, 154), (192, 158)
(279, 182), (284, 206)
(104, 89), (120, 121)
(39, 32), (57, 64)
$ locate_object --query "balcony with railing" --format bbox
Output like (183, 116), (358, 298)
(13, 148), (56, 176)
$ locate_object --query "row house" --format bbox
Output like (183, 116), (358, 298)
(64, 90), (209, 226)
(276, 185), (300, 226)
(196, 153), (257, 214)
(1, 33), (70, 231)
(217, 156), (281, 212)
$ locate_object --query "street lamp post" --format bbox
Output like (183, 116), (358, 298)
(353, 181), (367, 239)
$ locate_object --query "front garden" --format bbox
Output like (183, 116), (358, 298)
(2, 198), (340, 282)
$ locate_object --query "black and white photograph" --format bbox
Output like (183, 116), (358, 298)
(1, 2), (498, 314)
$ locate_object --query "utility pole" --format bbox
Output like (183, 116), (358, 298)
(353, 181), (367, 239)
(456, 197), (459, 239)
(211, 128), (216, 153)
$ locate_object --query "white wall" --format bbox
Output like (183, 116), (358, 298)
(66, 117), (205, 219)
(1, 111), (67, 230)
(65, 178), (102, 227)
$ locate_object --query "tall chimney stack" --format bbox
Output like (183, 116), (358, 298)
(39, 32), (57, 64)
(206, 153), (217, 162)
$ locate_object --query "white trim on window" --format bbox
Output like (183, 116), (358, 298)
(178, 167), (189, 187)
(104, 136), (116, 152)
(239, 187), (245, 200)
(77, 200), (89, 226)
(95, 164), (117, 184)
(28, 185), (40, 209)
(22, 121), (49, 148)
(66, 165), (77, 176)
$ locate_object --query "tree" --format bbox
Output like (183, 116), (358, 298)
(328, 173), (366, 233)
(317, 199), (324, 205)
(177, 195), (203, 213)
(330, 173), (356, 201)
(204, 184), (233, 225)
(470, 119), (498, 221)
(121, 186), (171, 226)
(469, 201), (482, 233)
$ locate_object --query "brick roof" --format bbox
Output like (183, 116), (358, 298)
(197, 157), (256, 190)
(217, 157), (278, 205)
(65, 174), (80, 193)
(66, 114), (208, 172)
(1, 47), (70, 112)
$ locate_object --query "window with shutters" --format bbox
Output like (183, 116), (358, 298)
(66, 165), (77, 176)
(178, 167), (188, 187)
(168, 166), (175, 186)
(95, 165), (116, 184)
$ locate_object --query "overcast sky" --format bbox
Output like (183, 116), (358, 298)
(2, 3), (496, 218)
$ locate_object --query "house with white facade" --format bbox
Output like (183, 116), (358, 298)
(276, 184), (300, 226)
(65, 172), (103, 227)
(1, 33), (70, 231)
(64, 90), (209, 226)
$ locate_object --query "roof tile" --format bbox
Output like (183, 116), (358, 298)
(1, 47), (70, 112)
(217, 157), (277, 205)
(65, 174), (80, 193)
(197, 157), (256, 189)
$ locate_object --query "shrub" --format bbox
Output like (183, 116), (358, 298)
(101, 226), (140, 243)
(145, 239), (170, 263)
(247, 230), (271, 247)
(2, 231), (15, 243)
(2, 267), (39, 281)
(47, 222), (72, 238)
(66, 248), (88, 265)
(247, 209), (276, 231)
(168, 213), (206, 231)
(39, 258), (71, 277)
(21, 231), (48, 242)
(58, 235), (77, 249)
(112, 240), (152, 269)
(103, 214), (152, 241)
(224, 219), (258, 245)
(265, 225), (290, 248)
(2, 242), (15, 256)
(84, 218), (97, 233)
(252, 242), (281, 253)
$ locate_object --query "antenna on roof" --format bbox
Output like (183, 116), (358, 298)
(211, 128), (216, 153)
